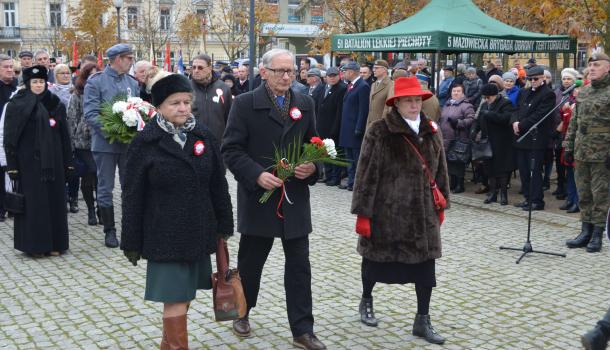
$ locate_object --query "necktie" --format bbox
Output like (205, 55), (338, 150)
(348, 83), (353, 92)
(276, 95), (285, 106)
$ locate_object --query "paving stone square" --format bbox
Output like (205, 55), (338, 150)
(0, 176), (608, 349)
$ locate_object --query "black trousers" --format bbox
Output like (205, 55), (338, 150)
(237, 234), (314, 337)
(517, 148), (545, 205)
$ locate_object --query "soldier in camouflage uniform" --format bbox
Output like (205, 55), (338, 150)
(563, 52), (610, 253)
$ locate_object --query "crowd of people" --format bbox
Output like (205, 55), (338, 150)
(0, 44), (608, 350)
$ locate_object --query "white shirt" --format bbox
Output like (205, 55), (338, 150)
(403, 114), (421, 134)
(350, 76), (361, 85)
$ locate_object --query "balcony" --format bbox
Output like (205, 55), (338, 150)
(0, 27), (20, 39)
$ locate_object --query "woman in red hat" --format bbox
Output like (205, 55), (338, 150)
(351, 77), (449, 345)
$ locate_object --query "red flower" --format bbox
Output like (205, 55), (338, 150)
(310, 136), (323, 147)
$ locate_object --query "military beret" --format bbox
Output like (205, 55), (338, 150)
(106, 44), (133, 59)
(526, 65), (544, 77)
(307, 68), (321, 77)
(373, 59), (389, 69)
(18, 51), (33, 58)
(588, 52), (610, 63)
(22, 65), (48, 83)
(326, 67), (340, 75)
(342, 61), (360, 71)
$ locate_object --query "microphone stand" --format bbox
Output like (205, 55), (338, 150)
(499, 91), (568, 264)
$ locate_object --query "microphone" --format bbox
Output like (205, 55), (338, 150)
(562, 80), (583, 95)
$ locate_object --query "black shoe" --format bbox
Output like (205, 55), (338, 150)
(99, 206), (119, 248)
(566, 222), (593, 248)
(555, 193), (567, 200)
(551, 187), (563, 196)
(412, 314), (445, 345)
(581, 325), (607, 350)
(338, 184), (348, 190)
(69, 197), (79, 213)
(347, 186), (353, 191)
(499, 190), (508, 205)
(317, 177), (326, 183)
(566, 204), (580, 213)
(359, 297), (378, 327)
(523, 203), (544, 211)
(586, 226), (604, 253)
(484, 191), (498, 204)
(325, 179), (340, 186)
(293, 333), (326, 350)
(559, 201), (572, 210)
(232, 317), (251, 338)
(87, 207), (98, 226)
(514, 201), (529, 208)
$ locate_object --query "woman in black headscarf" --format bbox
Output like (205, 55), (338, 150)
(3, 65), (73, 257)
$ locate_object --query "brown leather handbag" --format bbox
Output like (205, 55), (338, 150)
(211, 238), (247, 321)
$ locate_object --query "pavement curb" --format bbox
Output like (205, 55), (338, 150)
(450, 193), (581, 230)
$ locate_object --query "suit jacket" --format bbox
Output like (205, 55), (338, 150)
(308, 83), (325, 112)
(366, 76), (393, 129)
(339, 78), (370, 149)
(317, 82), (347, 140)
(221, 84), (317, 239)
(510, 83), (556, 150)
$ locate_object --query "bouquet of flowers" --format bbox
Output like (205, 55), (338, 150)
(99, 95), (157, 144)
(259, 136), (349, 204)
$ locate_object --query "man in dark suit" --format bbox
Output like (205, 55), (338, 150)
(317, 66), (346, 186)
(511, 65), (556, 211)
(306, 68), (325, 113)
(0, 54), (17, 222)
(338, 61), (370, 191)
(221, 48), (326, 350)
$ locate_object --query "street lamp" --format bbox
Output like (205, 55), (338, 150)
(112, 0), (123, 43)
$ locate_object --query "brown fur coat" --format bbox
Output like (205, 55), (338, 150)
(351, 109), (450, 264)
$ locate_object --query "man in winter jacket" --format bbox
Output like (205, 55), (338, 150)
(0, 54), (17, 221)
(510, 65), (556, 211)
(190, 54), (232, 142)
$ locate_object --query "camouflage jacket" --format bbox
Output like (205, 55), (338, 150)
(563, 73), (610, 162)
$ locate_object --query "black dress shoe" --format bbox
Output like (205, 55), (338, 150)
(566, 204), (580, 213)
(347, 186), (353, 191)
(559, 201), (572, 210)
(514, 201), (529, 208)
(555, 193), (567, 200)
(523, 203), (544, 211)
(293, 333), (326, 350)
(338, 184), (348, 190)
(412, 314), (446, 345)
(232, 317), (251, 337)
(325, 179), (340, 186)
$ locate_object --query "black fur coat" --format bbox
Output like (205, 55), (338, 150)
(351, 109), (450, 264)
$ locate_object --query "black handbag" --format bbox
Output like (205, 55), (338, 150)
(446, 139), (472, 163)
(471, 138), (493, 161)
(4, 179), (25, 214)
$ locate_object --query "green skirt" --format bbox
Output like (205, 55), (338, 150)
(145, 256), (213, 303)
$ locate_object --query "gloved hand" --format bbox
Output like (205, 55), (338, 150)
(564, 151), (574, 164)
(123, 250), (141, 266)
(355, 215), (371, 239)
(7, 169), (19, 180)
(449, 118), (459, 129)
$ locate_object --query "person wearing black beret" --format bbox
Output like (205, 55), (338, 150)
(3, 65), (74, 257)
(470, 83), (517, 205)
(121, 72), (234, 349)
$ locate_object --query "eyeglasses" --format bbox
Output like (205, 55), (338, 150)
(266, 67), (295, 77)
(192, 65), (209, 70)
(59, 72), (71, 75)
(527, 77), (542, 81)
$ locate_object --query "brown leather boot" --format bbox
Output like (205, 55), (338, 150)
(160, 315), (188, 350)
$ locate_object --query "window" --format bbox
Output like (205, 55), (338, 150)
(127, 7), (138, 29)
(196, 8), (207, 29)
(287, 0), (301, 23)
(4, 2), (15, 27)
(49, 3), (61, 27)
(160, 8), (170, 31)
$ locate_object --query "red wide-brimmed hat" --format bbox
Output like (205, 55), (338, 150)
(385, 77), (433, 106)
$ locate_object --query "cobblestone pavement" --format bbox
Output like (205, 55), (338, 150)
(0, 176), (608, 350)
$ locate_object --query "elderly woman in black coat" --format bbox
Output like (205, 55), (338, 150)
(121, 73), (233, 349)
(471, 84), (517, 205)
(3, 65), (73, 258)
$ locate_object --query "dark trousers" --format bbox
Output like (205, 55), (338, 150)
(554, 145), (566, 188)
(237, 235), (314, 337)
(66, 174), (79, 199)
(566, 167), (578, 206)
(345, 147), (361, 188)
(517, 148), (545, 205)
(0, 166), (5, 215)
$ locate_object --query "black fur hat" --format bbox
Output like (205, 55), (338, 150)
(151, 73), (193, 107)
(22, 65), (48, 83)
(481, 83), (499, 96)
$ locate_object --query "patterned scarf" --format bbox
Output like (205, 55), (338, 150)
(156, 112), (196, 149)
(264, 82), (291, 120)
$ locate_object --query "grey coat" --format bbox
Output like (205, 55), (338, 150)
(83, 65), (140, 153)
(66, 93), (92, 150)
(440, 98), (475, 149)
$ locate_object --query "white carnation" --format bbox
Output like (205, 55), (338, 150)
(122, 109), (140, 127)
(322, 138), (337, 159)
(127, 97), (143, 104)
(112, 101), (129, 114)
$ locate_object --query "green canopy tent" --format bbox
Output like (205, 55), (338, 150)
(331, 0), (577, 90)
